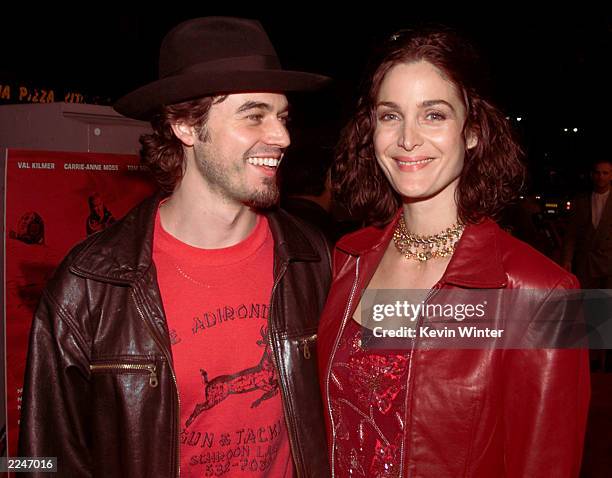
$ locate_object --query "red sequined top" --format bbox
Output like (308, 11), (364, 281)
(329, 319), (411, 478)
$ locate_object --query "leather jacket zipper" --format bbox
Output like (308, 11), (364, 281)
(399, 284), (441, 478)
(131, 288), (181, 478)
(301, 334), (317, 360)
(90, 362), (159, 388)
(326, 256), (360, 478)
(267, 261), (304, 478)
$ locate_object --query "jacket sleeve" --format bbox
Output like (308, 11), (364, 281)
(18, 288), (92, 478)
(503, 276), (590, 477)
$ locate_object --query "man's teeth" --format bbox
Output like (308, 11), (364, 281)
(247, 157), (279, 167)
(398, 158), (434, 166)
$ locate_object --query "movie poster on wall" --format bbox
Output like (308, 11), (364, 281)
(4, 149), (156, 457)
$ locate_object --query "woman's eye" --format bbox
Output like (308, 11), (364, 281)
(425, 111), (446, 121)
(379, 112), (399, 121)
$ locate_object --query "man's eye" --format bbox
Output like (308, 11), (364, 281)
(247, 114), (264, 122)
(279, 116), (291, 125)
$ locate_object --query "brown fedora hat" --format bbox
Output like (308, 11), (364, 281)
(114, 17), (331, 120)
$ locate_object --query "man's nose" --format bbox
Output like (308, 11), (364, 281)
(265, 118), (290, 148)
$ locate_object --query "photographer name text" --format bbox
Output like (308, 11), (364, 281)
(373, 326), (504, 338)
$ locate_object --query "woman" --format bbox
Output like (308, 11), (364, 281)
(318, 28), (590, 477)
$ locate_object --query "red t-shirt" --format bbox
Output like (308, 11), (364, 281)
(153, 211), (294, 477)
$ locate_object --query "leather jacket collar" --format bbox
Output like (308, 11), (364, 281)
(69, 194), (322, 284)
(336, 209), (507, 289)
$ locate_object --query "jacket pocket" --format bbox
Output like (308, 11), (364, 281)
(299, 333), (317, 360)
(282, 330), (318, 360)
(90, 358), (159, 387)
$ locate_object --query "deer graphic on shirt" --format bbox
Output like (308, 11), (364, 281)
(185, 326), (279, 428)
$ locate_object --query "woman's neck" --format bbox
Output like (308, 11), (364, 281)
(401, 192), (459, 236)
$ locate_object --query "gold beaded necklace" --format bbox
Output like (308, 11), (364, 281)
(393, 215), (464, 262)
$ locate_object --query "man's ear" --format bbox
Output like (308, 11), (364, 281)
(170, 122), (197, 147)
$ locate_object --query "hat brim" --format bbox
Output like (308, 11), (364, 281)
(114, 70), (331, 120)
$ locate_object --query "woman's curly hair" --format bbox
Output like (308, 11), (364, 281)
(333, 28), (525, 227)
(139, 95), (226, 193)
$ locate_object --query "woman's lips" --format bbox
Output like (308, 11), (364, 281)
(394, 156), (435, 171)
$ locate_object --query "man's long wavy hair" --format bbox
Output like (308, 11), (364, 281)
(139, 96), (226, 193)
(334, 28), (525, 227)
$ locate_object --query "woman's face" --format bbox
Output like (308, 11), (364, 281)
(373, 61), (476, 203)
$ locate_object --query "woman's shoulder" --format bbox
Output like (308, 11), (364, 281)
(335, 223), (390, 255)
(492, 221), (578, 289)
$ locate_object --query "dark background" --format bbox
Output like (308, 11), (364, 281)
(1, 9), (611, 197)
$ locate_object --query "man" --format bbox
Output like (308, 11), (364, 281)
(19, 17), (332, 477)
(563, 159), (612, 288)
(85, 193), (115, 236)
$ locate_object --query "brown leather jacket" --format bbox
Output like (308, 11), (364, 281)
(19, 195), (332, 477)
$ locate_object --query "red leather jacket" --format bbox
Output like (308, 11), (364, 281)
(318, 215), (590, 477)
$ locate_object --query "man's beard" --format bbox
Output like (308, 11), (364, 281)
(242, 176), (279, 209)
(194, 142), (279, 209)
